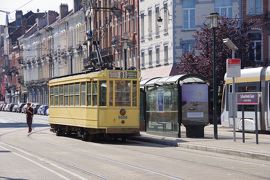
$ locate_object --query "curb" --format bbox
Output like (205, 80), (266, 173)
(131, 135), (270, 162)
(178, 143), (270, 161)
(129, 136), (180, 147)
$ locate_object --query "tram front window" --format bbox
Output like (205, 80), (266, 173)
(115, 80), (131, 106)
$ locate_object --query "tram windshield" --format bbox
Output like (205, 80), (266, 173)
(115, 80), (131, 106)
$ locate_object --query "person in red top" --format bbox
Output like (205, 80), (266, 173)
(26, 102), (34, 133)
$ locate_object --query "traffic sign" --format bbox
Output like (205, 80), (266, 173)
(226, 58), (241, 77)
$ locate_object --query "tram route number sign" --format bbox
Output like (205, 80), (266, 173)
(236, 92), (260, 105)
(226, 58), (241, 78)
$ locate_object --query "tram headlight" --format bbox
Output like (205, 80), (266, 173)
(120, 109), (126, 116)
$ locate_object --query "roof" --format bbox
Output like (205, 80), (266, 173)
(142, 74), (206, 87)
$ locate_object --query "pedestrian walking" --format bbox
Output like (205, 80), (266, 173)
(26, 102), (33, 133)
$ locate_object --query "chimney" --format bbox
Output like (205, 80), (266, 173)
(60, 4), (69, 19)
(15, 10), (23, 27)
(74, 0), (82, 12)
(47, 11), (58, 25)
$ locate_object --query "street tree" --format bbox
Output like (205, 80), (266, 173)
(177, 17), (256, 85)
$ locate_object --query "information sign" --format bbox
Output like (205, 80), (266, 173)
(226, 58), (241, 77)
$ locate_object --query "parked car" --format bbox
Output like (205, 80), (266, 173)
(21, 104), (27, 113)
(45, 108), (49, 116)
(12, 104), (19, 112)
(31, 103), (40, 114)
(4, 103), (14, 112)
(0, 103), (6, 111)
(4, 104), (10, 111)
(17, 103), (26, 113)
(37, 105), (49, 115)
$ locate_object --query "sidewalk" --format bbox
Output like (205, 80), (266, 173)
(132, 125), (270, 161)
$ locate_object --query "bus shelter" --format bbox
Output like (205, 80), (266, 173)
(141, 74), (209, 138)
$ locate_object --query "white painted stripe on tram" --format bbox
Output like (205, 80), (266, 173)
(0, 143), (88, 180)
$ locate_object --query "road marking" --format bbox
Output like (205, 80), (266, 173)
(0, 143), (88, 180)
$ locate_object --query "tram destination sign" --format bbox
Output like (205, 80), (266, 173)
(109, 71), (137, 79)
(236, 92), (261, 105)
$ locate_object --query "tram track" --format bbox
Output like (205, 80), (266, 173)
(1, 126), (269, 179)
(0, 128), (182, 179)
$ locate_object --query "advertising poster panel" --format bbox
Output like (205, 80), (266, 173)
(181, 84), (209, 125)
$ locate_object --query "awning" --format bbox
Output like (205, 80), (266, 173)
(141, 64), (173, 79)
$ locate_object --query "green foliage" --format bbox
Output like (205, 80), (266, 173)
(177, 17), (256, 86)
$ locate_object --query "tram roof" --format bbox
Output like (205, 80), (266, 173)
(143, 74), (205, 87)
(224, 67), (263, 83)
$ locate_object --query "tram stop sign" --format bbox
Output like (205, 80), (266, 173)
(236, 92), (260, 105)
(226, 58), (241, 77)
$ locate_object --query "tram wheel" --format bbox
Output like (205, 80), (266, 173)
(121, 136), (127, 143)
(56, 129), (63, 136)
(81, 131), (88, 141)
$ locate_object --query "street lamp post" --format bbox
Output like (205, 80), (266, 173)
(209, 12), (219, 139)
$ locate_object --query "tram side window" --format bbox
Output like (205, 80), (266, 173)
(69, 84), (74, 106)
(54, 86), (59, 106)
(81, 82), (86, 106)
(115, 80), (131, 106)
(50, 87), (54, 106)
(87, 82), (92, 106)
(99, 81), (107, 106)
(132, 81), (137, 106)
(93, 82), (98, 106)
(74, 83), (80, 106)
(64, 85), (69, 106)
(109, 81), (113, 106)
(59, 85), (64, 106)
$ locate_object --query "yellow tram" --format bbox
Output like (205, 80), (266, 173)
(48, 69), (140, 141)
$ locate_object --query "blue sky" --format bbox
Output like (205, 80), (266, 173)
(0, 0), (73, 25)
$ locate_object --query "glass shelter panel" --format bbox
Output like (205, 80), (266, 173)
(146, 85), (178, 137)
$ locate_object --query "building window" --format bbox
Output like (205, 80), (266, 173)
(156, 47), (160, 65)
(215, 0), (232, 18)
(183, 0), (195, 30)
(140, 13), (144, 40)
(182, 40), (194, 54)
(148, 9), (152, 39)
(148, 49), (153, 67)
(163, 2), (168, 33)
(164, 45), (168, 64)
(141, 51), (145, 68)
(155, 6), (160, 36)
(248, 32), (262, 62)
(248, 0), (263, 15)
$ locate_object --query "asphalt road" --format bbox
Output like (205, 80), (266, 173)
(1, 111), (270, 180)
